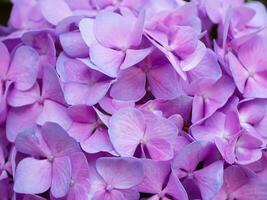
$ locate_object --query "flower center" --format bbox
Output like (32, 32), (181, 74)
(248, 71), (255, 79)
(140, 138), (146, 144)
(187, 172), (194, 179)
(70, 179), (75, 187)
(158, 191), (165, 198)
(222, 132), (229, 140)
(48, 155), (54, 162)
(106, 184), (113, 192)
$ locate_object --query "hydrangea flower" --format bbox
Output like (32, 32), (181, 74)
(1, 0), (267, 199)
(214, 165), (267, 200)
(172, 141), (224, 200)
(109, 107), (178, 160)
(88, 157), (144, 200)
(14, 122), (81, 198)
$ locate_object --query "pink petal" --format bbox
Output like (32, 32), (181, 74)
(37, 100), (72, 130)
(68, 122), (95, 142)
(168, 114), (183, 130)
(14, 158), (52, 194)
(205, 0), (222, 23)
(238, 99), (266, 125)
(40, 122), (80, 157)
(246, 1), (267, 27)
(0, 41), (10, 77)
(81, 128), (114, 154)
(79, 18), (96, 47)
(56, 52), (72, 81)
(223, 165), (250, 193)
(166, 51), (187, 80)
(215, 136), (237, 164)
(42, 66), (66, 105)
(59, 31), (89, 58)
(94, 11), (133, 49)
(120, 47), (153, 70)
(96, 157), (144, 189)
(109, 108), (145, 156)
(67, 105), (96, 123)
(89, 42), (124, 77)
(192, 75), (235, 123)
(234, 180), (267, 200)
(223, 7), (232, 49)
(63, 81), (112, 106)
(67, 182), (89, 200)
(7, 83), (40, 107)
(62, 59), (93, 84)
(146, 138), (174, 161)
(191, 95), (205, 123)
(23, 195), (47, 200)
(147, 63), (180, 100)
(235, 133), (263, 165)
(187, 49), (222, 84)
(127, 10), (145, 48)
(15, 127), (49, 157)
(194, 161), (224, 200)
(62, 59), (113, 105)
(6, 103), (42, 142)
(163, 171), (188, 200)
(137, 159), (170, 193)
(243, 73), (267, 98)
(180, 41), (207, 72)
(145, 116), (178, 145)
(172, 141), (213, 177)
(98, 95), (135, 114)
(7, 46), (39, 91)
(238, 36), (267, 72)
(110, 67), (146, 101)
(0, 82), (11, 124)
(69, 152), (89, 181)
(93, 190), (126, 200)
(51, 156), (72, 198)
(191, 112), (226, 141)
(228, 52), (248, 93)
(39, 0), (72, 25)
(170, 26), (198, 55)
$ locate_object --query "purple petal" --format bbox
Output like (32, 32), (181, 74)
(89, 42), (124, 77)
(39, 0), (72, 25)
(51, 156), (72, 198)
(36, 100), (72, 130)
(94, 11), (134, 49)
(6, 103), (42, 142)
(40, 122), (80, 157)
(81, 128), (114, 154)
(14, 158), (52, 194)
(120, 47), (153, 70)
(7, 83), (40, 107)
(42, 66), (66, 104)
(110, 67), (146, 101)
(59, 31), (88, 58)
(194, 161), (224, 200)
(147, 63), (180, 100)
(172, 141), (213, 177)
(109, 108), (145, 156)
(79, 18), (95, 47)
(7, 46), (39, 91)
(0, 41), (10, 77)
(96, 157), (144, 189)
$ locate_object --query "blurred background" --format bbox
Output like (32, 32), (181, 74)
(0, 0), (11, 26)
(0, 0), (267, 26)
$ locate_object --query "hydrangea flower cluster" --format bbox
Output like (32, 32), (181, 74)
(1, 0), (267, 199)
